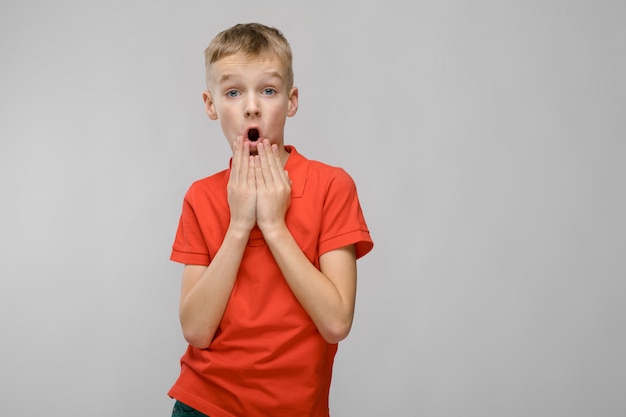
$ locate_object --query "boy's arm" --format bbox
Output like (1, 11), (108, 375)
(254, 141), (358, 343)
(178, 138), (257, 349)
(264, 230), (358, 344)
(178, 227), (249, 349)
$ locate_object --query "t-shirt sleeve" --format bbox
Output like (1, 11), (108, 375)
(170, 188), (211, 266)
(318, 169), (373, 259)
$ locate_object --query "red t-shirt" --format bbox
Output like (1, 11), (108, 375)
(169, 146), (373, 417)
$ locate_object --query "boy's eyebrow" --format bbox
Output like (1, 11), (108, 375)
(260, 70), (284, 81)
(217, 70), (284, 84)
(217, 73), (237, 83)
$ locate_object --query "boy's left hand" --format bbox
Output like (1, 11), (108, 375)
(254, 139), (291, 234)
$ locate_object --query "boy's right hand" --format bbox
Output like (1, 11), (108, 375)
(227, 137), (257, 233)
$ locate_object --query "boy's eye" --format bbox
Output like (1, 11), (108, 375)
(262, 88), (276, 95)
(226, 90), (240, 97)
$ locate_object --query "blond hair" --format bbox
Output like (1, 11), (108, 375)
(204, 23), (294, 89)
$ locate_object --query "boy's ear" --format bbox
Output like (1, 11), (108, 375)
(287, 87), (299, 117)
(203, 91), (218, 120)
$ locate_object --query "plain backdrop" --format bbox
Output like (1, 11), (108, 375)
(1, 1), (625, 416)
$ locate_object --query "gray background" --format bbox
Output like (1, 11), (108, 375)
(1, 1), (625, 416)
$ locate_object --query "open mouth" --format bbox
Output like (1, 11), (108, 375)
(247, 128), (260, 142)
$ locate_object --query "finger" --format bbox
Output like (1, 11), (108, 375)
(230, 136), (243, 182)
(253, 155), (265, 190)
(258, 140), (283, 184)
(247, 155), (256, 187)
(256, 141), (275, 185)
(241, 140), (251, 184)
(271, 143), (291, 186)
(237, 139), (253, 184)
(261, 141), (288, 186)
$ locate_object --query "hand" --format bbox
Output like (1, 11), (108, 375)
(253, 139), (291, 234)
(227, 137), (257, 232)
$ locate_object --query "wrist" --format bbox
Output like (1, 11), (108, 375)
(226, 222), (254, 241)
(258, 221), (289, 242)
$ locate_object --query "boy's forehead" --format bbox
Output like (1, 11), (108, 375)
(209, 53), (287, 83)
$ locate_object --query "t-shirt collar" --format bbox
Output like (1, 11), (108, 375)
(283, 145), (307, 198)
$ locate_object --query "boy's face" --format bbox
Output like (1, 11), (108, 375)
(203, 53), (298, 156)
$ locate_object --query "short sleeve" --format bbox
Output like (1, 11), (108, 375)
(318, 169), (373, 259)
(170, 189), (211, 266)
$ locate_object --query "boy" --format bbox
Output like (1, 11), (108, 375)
(168, 23), (373, 417)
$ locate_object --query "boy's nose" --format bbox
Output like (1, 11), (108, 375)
(244, 96), (261, 118)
